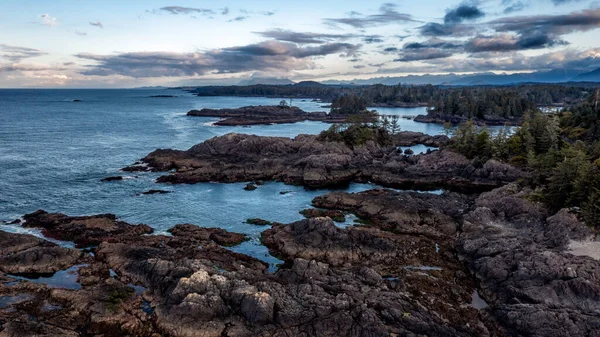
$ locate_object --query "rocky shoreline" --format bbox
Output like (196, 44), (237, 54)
(122, 131), (519, 192)
(2, 182), (598, 336)
(186, 105), (352, 126)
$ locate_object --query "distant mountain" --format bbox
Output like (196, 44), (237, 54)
(237, 77), (295, 85)
(321, 68), (599, 86)
(572, 68), (600, 82)
(293, 81), (327, 87)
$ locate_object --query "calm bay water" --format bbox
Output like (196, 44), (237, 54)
(0, 89), (444, 265)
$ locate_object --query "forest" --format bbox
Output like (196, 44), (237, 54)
(449, 90), (600, 225)
(185, 83), (592, 120)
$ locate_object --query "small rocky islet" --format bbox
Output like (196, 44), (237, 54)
(2, 108), (600, 336)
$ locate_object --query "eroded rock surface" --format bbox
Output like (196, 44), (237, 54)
(457, 184), (600, 337)
(125, 132), (522, 192)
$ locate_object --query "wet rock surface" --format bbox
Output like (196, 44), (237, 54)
(125, 132), (522, 192)
(2, 187), (597, 336)
(457, 184), (600, 337)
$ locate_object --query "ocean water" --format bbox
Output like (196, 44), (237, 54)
(0, 89), (445, 266)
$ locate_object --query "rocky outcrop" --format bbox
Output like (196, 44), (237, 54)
(299, 208), (345, 222)
(0, 230), (85, 274)
(168, 224), (247, 246)
(392, 131), (450, 147)
(124, 132), (523, 192)
(22, 210), (153, 248)
(457, 184), (600, 337)
(187, 105), (348, 126)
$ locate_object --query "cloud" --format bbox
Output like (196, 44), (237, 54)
(221, 7), (229, 15)
(418, 22), (476, 37)
(394, 49), (454, 62)
(0, 44), (47, 62)
(255, 29), (358, 44)
(0, 63), (63, 72)
(417, 48), (600, 73)
(464, 33), (568, 52)
(324, 3), (415, 28)
(444, 4), (485, 24)
(403, 38), (463, 50)
(40, 14), (57, 27)
(75, 31), (87, 36)
(502, 0), (527, 14)
(158, 6), (214, 15)
(229, 16), (248, 22)
(89, 21), (103, 28)
(75, 40), (361, 77)
(363, 35), (384, 43)
(489, 8), (600, 36)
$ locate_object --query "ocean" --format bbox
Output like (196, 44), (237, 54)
(0, 89), (442, 266)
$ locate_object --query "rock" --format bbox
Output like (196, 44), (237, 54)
(457, 183), (600, 337)
(299, 208), (345, 222)
(392, 131), (450, 147)
(72, 99), (82, 102)
(245, 218), (272, 226)
(244, 183), (257, 191)
(101, 176), (123, 182)
(404, 148), (414, 155)
(279, 191), (293, 195)
(168, 224), (247, 246)
(0, 230), (85, 274)
(186, 105), (344, 126)
(128, 133), (523, 192)
(141, 189), (171, 195)
(150, 95), (177, 98)
(22, 210), (153, 248)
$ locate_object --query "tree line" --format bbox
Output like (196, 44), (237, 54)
(449, 91), (600, 226)
(185, 83), (592, 119)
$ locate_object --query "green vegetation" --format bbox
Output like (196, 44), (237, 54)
(106, 287), (134, 312)
(188, 83), (591, 120)
(330, 94), (368, 114)
(450, 92), (600, 226)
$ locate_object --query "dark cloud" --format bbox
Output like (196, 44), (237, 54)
(75, 41), (361, 77)
(444, 4), (485, 24)
(89, 21), (103, 28)
(221, 7), (229, 15)
(464, 33), (567, 52)
(490, 8), (600, 36)
(255, 29), (357, 44)
(403, 38), (462, 50)
(158, 6), (215, 15)
(382, 47), (399, 53)
(419, 22), (476, 37)
(0, 44), (47, 62)
(363, 35), (384, 44)
(324, 3), (414, 28)
(394, 49), (453, 62)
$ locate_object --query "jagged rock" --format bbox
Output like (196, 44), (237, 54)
(457, 183), (600, 337)
(124, 133), (523, 192)
(299, 208), (345, 222)
(22, 210), (153, 248)
(0, 231), (84, 274)
(168, 224), (247, 246)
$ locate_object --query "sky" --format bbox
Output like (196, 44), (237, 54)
(1, 0), (600, 87)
